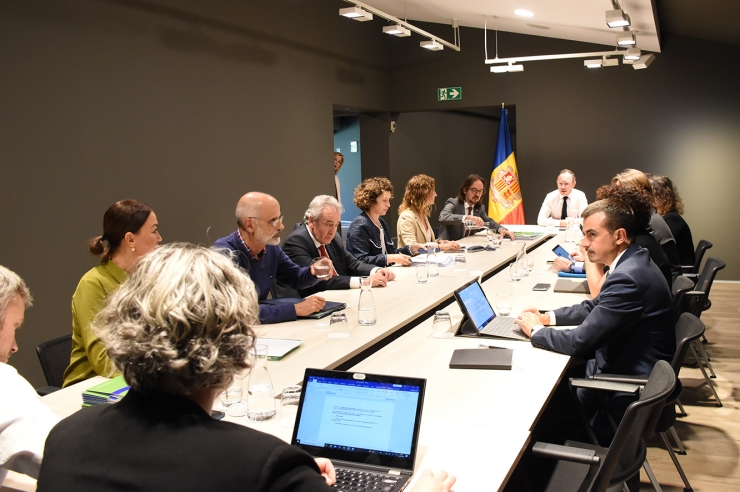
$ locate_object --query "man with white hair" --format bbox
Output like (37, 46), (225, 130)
(1, 265), (60, 483)
(279, 195), (395, 297)
(212, 192), (334, 324)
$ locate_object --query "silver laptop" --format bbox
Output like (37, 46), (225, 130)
(453, 279), (528, 341)
(291, 369), (426, 492)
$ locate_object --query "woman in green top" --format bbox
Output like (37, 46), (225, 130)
(62, 199), (162, 387)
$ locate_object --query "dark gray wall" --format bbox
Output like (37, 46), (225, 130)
(0, 0), (390, 386)
(384, 24), (740, 281)
(2, 0), (738, 387)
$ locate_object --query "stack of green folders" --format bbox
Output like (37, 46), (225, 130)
(82, 375), (130, 407)
(514, 232), (543, 240)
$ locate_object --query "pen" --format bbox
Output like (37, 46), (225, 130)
(478, 344), (508, 350)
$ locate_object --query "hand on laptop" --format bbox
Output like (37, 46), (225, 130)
(314, 458), (336, 486)
(295, 296), (326, 317)
(411, 470), (456, 492)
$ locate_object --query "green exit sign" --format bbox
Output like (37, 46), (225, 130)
(438, 87), (462, 101)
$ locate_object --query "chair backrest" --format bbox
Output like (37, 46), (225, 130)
(36, 334), (72, 388)
(670, 313), (705, 376)
(589, 360), (675, 492)
(671, 275), (695, 324)
(690, 257), (726, 316)
(692, 239), (713, 274)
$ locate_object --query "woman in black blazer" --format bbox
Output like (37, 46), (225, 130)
(650, 175), (695, 266)
(346, 177), (421, 267)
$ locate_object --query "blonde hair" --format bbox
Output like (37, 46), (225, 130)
(93, 243), (258, 395)
(399, 174), (436, 217)
(0, 265), (32, 326)
(612, 169), (652, 194)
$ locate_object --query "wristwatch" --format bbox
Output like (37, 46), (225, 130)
(569, 260), (576, 273)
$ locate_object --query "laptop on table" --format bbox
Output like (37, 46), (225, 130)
(453, 279), (528, 341)
(292, 368), (426, 492)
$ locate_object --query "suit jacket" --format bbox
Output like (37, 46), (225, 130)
(397, 209), (436, 247)
(437, 198), (503, 240)
(532, 243), (674, 378)
(279, 223), (375, 297)
(37, 390), (330, 492)
(346, 212), (411, 267)
(663, 211), (695, 266)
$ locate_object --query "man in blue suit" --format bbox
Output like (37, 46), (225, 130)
(515, 198), (674, 436)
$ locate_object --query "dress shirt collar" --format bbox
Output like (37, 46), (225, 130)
(608, 248), (628, 274)
(100, 260), (128, 284)
(464, 201), (476, 210)
(236, 229), (265, 262)
(305, 224), (323, 249)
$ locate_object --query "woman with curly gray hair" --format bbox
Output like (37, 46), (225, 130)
(37, 243), (339, 491)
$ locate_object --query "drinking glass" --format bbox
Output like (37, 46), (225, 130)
(311, 257), (330, 279)
(486, 228), (494, 245)
(492, 233), (503, 249)
(527, 254), (535, 272)
(509, 262), (522, 282)
(219, 386), (243, 409)
(426, 243), (439, 277)
(279, 385), (302, 428)
(328, 312), (350, 339)
(246, 344), (276, 421)
(431, 311), (453, 338)
(416, 263), (429, 284)
(495, 292), (513, 316)
(453, 255), (467, 273)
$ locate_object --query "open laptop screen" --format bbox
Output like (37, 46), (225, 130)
(292, 369), (425, 470)
(455, 279), (497, 332)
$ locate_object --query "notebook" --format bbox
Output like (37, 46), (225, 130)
(453, 279), (528, 341)
(554, 279), (590, 294)
(261, 299), (346, 319)
(291, 369), (426, 492)
(449, 348), (513, 370)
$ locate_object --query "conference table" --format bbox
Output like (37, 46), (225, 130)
(37, 226), (592, 492)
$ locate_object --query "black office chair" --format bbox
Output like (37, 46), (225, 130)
(586, 314), (705, 492)
(670, 275), (696, 417)
(35, 333), (72, 396)
(681, 239), (712, 275)
(532, 360), (675, 492)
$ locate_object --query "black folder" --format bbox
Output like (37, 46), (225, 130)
(449, 348), (513, 370)
(260, 299), (347, 319)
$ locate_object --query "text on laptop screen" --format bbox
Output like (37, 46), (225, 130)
(458, 281), (496, 330)
(295, 376), (421, 458)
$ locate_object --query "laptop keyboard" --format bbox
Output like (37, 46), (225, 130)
(333, 469), (401, 492)
(480, 316), (520, 337)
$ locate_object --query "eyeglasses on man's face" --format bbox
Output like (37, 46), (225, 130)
(468, 188), (485, 195)
(249, 216), (284, 228)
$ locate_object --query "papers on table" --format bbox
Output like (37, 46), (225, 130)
(256, 338), (303, 360)
(82, 375), (129, 406)
(411, 253), (455, 267)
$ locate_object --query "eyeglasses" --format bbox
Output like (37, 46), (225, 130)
(468, 188), (485, 195)
(249, 216), (283, 228)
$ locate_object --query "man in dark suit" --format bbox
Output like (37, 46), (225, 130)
(515, 198), (674, 437)
(279, 195), (395, 298)
(438, 174), (515, 241)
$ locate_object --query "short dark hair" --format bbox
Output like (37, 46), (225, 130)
(582, 198), (636, 240)
(456, 174), (486, 202)
(595, 185), (651, 234)
(88, 200), (153, 261)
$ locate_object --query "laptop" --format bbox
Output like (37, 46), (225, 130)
(291, 369), (426, 492)
(453, 279), (528, 341)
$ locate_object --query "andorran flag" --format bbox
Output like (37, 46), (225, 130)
(488, 107), (525, 224)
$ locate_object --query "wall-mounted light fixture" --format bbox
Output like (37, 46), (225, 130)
(633, 54), (655, 70)
(605, 9), (630, 28)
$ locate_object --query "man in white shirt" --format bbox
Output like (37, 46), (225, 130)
(536, 169), (588, 226)
(1, 265), (60, 484)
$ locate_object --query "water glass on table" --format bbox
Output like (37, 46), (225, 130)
(495, 292), (513, 316)
(509, 262), (522, 282)
(416, 262), (429, 284)
(328, 312), (351, 339)
(453, 255), (467, 273)
(431, 311), (453, 338)
(279, 385), (302, 428)
(492, 233), (503, 249)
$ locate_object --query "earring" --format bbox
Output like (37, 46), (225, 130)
(131, 247), (136, 252)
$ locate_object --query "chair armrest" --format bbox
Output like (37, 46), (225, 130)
(685, 291), (704, 297)
(569, 378), (640, 394)
(683, 273), (698, 280)
(589, 374), (648, 385)
(680, 265), (694, 274)
(36, 386), (61, 396)
(531, 442), (600, 465)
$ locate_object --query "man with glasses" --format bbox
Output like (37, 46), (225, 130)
(278, 195), (394, 297)
(213, 192), (333, 324)
(438, 174), (514, 241)
(536, 169), (588, 226)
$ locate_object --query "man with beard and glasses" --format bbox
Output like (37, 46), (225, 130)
(213, 192), (334, 324)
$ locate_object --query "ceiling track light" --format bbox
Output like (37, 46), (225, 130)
(383, 24), (410, 37)
(339, 6), (373, 22)
(617, 31), (636, 46)
(624, 47), (641, 60)
(606, 9), (630, 28)
(584, 58), (603, 68)
(420, 39), (444, 51)
(490, 62), (523, 73)
(633, 54), (655, 70)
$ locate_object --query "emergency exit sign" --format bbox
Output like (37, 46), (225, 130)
(438, 87), (462, 101)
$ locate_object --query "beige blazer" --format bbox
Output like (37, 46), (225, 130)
(397, 209), (436, 247)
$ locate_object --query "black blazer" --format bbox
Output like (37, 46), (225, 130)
(437, 198), (503, 241)
(37, 390), (331, 492)
(279, 223), (375, 297)
(663, 211), (695, 266)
